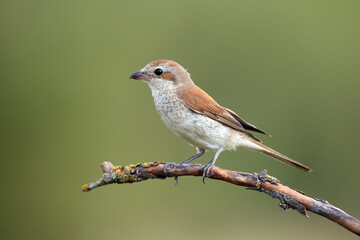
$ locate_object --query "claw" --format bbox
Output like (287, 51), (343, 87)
(202, 172), (206, 184)
(164, 162), (180, 186)
(174, 176), (179, 186)
(200, 164), (211, 184)
(199, 146), (224, 184)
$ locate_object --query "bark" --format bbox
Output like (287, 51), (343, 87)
(82, 161), (360, 236)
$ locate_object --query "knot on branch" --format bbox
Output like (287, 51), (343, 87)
(247, 169), (308, 217)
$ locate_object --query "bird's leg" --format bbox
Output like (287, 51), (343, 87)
(166, 148), (205, 186)
(200, 146), (224, 184)
(180, 147), (205, 165)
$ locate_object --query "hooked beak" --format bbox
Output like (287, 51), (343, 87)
(129, 71), (149, 80)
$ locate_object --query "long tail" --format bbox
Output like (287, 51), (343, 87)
(245, 139), (312, 172)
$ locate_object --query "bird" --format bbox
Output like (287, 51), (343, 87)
(130, 60), (312, 182)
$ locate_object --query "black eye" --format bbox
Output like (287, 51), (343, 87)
(154, 69), (163, 76)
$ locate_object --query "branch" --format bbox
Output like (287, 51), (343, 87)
(82, 161), (360, 236)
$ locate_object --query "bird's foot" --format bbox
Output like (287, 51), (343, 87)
(164, 162), (179, 186)
(200, 163), (214, 184)
(163, 162), (177, 174)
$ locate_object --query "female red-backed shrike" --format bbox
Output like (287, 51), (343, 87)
(130, 60), (311, 182)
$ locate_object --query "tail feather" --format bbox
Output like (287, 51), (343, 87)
(250, 140), (312, 172)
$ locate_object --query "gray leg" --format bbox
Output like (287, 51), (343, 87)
(171, 148), (205, 186)
(180, 147), (205, 165)
(200, 146), (224, 184)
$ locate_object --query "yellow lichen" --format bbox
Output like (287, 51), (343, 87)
(109, 162), (153, 183)
(112, 166), (121, 172)
(117, 169), (125, 179)
(141, 162), (153, 168)
(126, 174), (132, 182)
(82, 185), (89, 192)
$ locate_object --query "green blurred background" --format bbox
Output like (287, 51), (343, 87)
(1, 1), (359, 239)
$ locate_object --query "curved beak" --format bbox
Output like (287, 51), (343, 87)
(129, 71), (149, 80)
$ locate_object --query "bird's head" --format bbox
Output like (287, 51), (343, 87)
(130, 60), (194, 91)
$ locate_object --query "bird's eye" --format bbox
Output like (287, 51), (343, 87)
(154, 69), (163, 76)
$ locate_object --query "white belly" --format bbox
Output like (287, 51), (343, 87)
(150, 86), (240, 151)
(165, 109), (240, 151)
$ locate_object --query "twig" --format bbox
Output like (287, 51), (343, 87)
(82, 161), (360, 236)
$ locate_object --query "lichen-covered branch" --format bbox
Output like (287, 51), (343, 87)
(82, 161), (360, 236)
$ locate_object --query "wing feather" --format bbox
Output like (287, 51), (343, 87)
(177, 86), (267, 142)
(225, 108), (270, 136)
